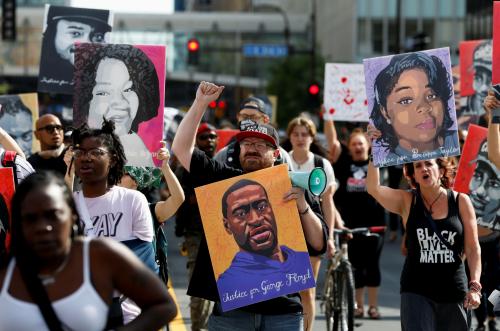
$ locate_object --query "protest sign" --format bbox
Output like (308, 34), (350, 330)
(454, 124), (499, 231)
(73, 43), (166, 167)
(0, 93), (40, 158)
(38, 5), (113, 94)
(195, 164), (314, 311)
(323, 63), (369, 122)
(363, 47), (460, 167)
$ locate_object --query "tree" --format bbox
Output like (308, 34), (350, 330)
(267, 54), (325, 126)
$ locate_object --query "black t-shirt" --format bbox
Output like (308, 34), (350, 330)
(333, 144), (384, 228)
(186, 148), (327, 315)
(174, 167), (204, 236)
(28, 152), (67, 176)
(401, 190), (467, 303)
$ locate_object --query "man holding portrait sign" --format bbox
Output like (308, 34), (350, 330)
(172, 81), (327, 330)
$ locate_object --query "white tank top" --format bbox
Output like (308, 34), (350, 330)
(0, 238), (108, 331)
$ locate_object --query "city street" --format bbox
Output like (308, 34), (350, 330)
(166, 221), (406, 331)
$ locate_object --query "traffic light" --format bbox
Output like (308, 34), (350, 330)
(2, 0), (16, 41)
(308, 82), (321, 109)
(187, 38), (200, 66)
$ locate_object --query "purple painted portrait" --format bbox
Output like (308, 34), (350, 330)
(363, 47), (460, 167)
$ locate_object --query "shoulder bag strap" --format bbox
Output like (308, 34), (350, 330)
(76, 191), (96, 237)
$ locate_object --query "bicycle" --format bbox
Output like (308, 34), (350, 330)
(321, 226), (386, 331)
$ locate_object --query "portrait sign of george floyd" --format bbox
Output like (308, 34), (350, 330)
(195, 164), (315, 312)
(38, 5), (114, 95)
(363, 47), (460, 168)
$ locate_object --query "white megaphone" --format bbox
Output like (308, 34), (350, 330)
(289, 167), (327, 196)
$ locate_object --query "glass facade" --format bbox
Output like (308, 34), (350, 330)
(356, 0), (466, 63)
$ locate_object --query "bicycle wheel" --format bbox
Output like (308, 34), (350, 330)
(333, 262), (355, 331)
(324, 270), (335, 331)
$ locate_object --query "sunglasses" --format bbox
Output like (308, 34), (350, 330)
(37, 124), (63, 133)
(198, 133), (217, 140)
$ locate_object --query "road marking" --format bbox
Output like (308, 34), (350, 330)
(168, 280), (188, 331)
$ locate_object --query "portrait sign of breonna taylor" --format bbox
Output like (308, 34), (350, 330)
(37, 5), (114, 95)
(195, 164), (315, 312)
(363, 47), (460, 168)
(454, 124), (500, 231)
(73, 43), (166, 168)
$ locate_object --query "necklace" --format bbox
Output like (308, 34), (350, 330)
(422, 190), (443, 214)
(37, 251), (71, 286)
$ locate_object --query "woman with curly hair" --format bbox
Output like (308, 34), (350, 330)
(369, 52), (459, 164)
(74, 44), (160, 167)
(366, 154), (482, 330)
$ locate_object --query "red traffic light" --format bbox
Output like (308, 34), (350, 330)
(208, 101), (217, 108)
(187, 38), (200, 52)
(308, 83), (320, 96)
(217, 100), (227, 109)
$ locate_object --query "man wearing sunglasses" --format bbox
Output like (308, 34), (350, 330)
(28, 114), (68, 175)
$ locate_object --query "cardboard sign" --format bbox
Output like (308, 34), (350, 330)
(493, 1), (500, 85)
(195, 164), (314, 311)
(363, 47), (460, 167)
(38, 5), (114, 94)
(0, 93), (40, 158)
(215, 129), (239, 152)
(73, 43), (166, 167)
(0, 168), (15, 250)
(459, 39), (491, 119)
(454, 124), (499, 231)
(323, 63), (369, 122)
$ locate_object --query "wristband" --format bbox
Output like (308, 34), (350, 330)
(299, 206), (310, 215)
(492, 108), (500, 124)
(469, 280), (482, 293)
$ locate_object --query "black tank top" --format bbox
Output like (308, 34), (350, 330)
(400, 189), (467, 303)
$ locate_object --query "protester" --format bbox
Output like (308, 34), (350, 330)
(0, 171), (176, 330)
(483, 90), (500, 168)
(0, 126), (35, 184)
(283, 116), (337, 331)
(28, 114), (68, 176)
(70, 119), (156, 326)
(175, 122), (218, 331)
(366, 155), (481, 330)
(214, 96), (293, 168)
(325, 120), (386, 319)
(172, 81), (327, 331)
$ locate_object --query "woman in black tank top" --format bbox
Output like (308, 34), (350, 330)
(366, 157), (482, 331)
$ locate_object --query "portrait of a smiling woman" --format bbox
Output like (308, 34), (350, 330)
(74, 43), (160, 167)
(366, 50), (460, 167)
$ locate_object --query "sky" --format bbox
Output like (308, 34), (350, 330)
(70, 0), (174, 14)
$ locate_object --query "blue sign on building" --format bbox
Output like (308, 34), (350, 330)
(242, 44), (288, 57)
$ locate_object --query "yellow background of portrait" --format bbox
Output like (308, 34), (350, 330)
(18, 93), (40, 153)
(195, 164), (309, 281)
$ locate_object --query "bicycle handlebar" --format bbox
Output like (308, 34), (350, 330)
(334, 226), (387, 236)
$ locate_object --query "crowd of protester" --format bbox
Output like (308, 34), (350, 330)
(0, 79), (498, 331)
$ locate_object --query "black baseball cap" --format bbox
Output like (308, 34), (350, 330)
(236, 120), (279, 148)
(239, 97), (271, 118)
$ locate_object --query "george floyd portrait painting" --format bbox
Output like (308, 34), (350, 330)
(73, 43), (166, 167)
(0, 93), (40, 158)
(38, 5), (113, 95)
(195, 164), (315, 312)
(363, 47), (460, 167)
